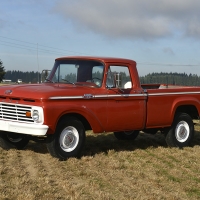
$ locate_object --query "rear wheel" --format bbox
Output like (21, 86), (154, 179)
(165, 113), (194, 148)
(0, 132), (29, 150)
(114, 130), (139, 140)
(46, 117), (86, 160)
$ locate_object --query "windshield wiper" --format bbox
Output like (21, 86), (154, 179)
(62, 79), (75, 85)
(45, 78), (53, 83)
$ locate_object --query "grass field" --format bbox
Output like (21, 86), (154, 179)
(1, 125), (200, 199)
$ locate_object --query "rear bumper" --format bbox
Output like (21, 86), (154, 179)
(0, 120), (49, 136)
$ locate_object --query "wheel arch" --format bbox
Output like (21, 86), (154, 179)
(171, 97), (200, 123)
(54, 110), (105, 134)
(58, 113), (92, 131)
(175, 105), (199, 119)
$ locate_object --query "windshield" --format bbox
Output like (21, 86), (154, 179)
(46, 60), (104, 87)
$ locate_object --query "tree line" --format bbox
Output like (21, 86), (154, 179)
(1, 58), (200, 85)
(4, 70), (41, 83)
(2, 68), (200, 86)
(4, 70), (200, 86)
(140, 72), (200, 86)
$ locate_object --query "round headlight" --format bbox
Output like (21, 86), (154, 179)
(32, 110), (39, 122)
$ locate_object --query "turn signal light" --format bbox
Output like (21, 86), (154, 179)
(26, 112), (31, 117)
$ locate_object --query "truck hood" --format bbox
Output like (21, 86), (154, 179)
(0, 83), (95, 101)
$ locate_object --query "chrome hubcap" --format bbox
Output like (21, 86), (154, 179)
(59, 126), (79, 152)
(175, 121), (190, 143)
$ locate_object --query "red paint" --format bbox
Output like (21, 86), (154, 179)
(0, 56), (200, 134)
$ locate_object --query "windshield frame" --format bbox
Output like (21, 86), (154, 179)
(46, 59), (105, 88)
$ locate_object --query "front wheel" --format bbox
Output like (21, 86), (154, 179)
(46, 117), (86, 160)
(0, 132), (29, 150)
(165, 113), (194, 148)
(114, 130), (139, 140)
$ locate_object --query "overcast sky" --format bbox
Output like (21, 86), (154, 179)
(1, 0), (200, 76)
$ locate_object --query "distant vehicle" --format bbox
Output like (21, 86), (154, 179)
(2, 79), (12, 83)
(17, 79), (22, 84)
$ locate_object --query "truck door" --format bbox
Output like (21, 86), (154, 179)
(105, 64), (146, 132)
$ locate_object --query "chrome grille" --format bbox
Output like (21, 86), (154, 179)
(0, 103), (34, 123)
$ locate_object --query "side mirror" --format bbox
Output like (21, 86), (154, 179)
(41, 70), (51, 83)
(114, 73), (122, 88)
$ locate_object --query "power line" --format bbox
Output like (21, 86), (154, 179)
(0, 35), (199, 67)
(138, 62), (199, 67)
(0, 40), (67, 55)
(0, 35), (90, 55)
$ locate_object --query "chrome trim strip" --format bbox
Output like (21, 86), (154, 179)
(94, 95), (107, 98)
(95, 94), (147, 98)
(49, 94), (147, 100)
(49, 91), (200, 100)
(148, 91), (200, 96)
(49, 96), (83, 100)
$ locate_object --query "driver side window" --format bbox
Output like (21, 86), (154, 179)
(106, 65), (132, 88)
(91, 65), (104, 87)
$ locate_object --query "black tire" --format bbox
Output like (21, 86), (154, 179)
(165, 113), (194, 148)
(0, 132), (29, 150)
(46, 117), (86, 160)
(114, 130), (139, 140)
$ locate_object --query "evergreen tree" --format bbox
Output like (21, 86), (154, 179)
(139, 72), (200, 86)
(0, 59), (6, 82)
(3, 69), (200, 86)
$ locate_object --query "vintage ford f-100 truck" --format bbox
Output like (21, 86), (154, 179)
(0, 56), (199, 159)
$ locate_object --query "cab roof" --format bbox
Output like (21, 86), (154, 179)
(55, 56), (136, 64)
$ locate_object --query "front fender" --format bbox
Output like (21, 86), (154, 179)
(45, 102), (105, 134)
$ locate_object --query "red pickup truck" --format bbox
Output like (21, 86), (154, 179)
(0, 56), (199, 160)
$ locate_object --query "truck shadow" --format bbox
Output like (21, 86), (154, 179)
(26, 141), (49, 154)
(84, 131), (200, 157)
(84, 132), (166, 156)
(25, 131), (200, 156)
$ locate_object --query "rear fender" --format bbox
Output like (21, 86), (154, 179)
(171, 97), (200, 122)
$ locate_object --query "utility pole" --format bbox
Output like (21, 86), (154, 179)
(37, 43), (39, 83)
